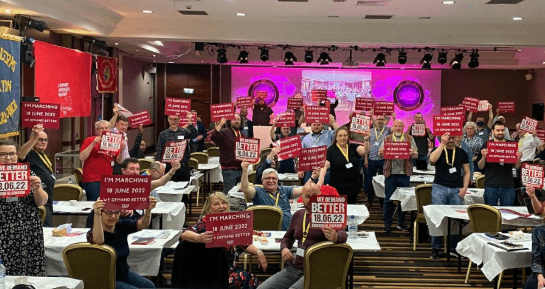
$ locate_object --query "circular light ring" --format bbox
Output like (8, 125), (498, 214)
(248, 79), (280, 107)
(393, 80), (424, 111)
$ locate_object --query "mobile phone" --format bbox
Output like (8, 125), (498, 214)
(484, 233), (508, 240)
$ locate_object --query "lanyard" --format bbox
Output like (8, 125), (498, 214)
(268, 192), (280, 206)
(518, 133), (529, 148)
(33, 149), (53, 173)
(232, 129), (240, 138)
(336, 143), (349, 162)
(302, 213), (310, 244)
(374, 127), (385, 140)
(312, 132), (324, 147)
(444, 147), (455, 167)
(392, 134), (404, 142)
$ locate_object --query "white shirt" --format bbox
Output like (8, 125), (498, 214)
(518, 132), (541, 162)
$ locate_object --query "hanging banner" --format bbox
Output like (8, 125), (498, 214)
(0, 34), (21, 138)
(34, 41), (91, 117)
(96, 56), (117, 93)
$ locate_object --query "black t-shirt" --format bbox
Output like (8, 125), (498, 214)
(432, 146), (468, 188)
(408, 124), (430, 156)
(327, 143), (361, 189)
(21, 150), (55, 207)
(477, 141), (515, 187)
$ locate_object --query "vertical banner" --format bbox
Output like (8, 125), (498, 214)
(34, 41), (92, 117)
(0, 34), (20, 138)
(96, 56), (118, 93)
(235, 137), (260, 163)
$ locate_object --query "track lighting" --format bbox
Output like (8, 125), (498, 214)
(260, 47), (269, 62)
(237, 50), (249, 64)
(317, 52), (332, 65)
(450, 52), (464, 70)
(438, 50), (448, 65)
(468, 49), (479, 68)
(420, 52), (433, 69)
(398, 51), (407, 64)
(373, 53), (386, 67)
(304, 50), (313, 63)
(284, 51), (297, 65)
(217, 48), (228, 63)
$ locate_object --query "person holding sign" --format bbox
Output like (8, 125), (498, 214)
(129, 124), (146, 159)
(79, 120), (125, 201)
(477, 121), (522, 206)
(179, 192), (266, 288)
(406, 112), (434, 168)
(211, 115), (244, 194)
(319, 126), (368, 204)
(254, 147), (280, 185)
(378, 120), (418, 233)
(462, 122), (484, 173)
(428, 133), (470, 259)
(258, 182), (347, 289)
(468, 103), (494, 143)
(190, 109), (207, 152)
(109, 112), (130, 174)
(270, 118), (297, 174)
(87, 197), (157, 289)
(237, 106), (254, 138)
(252, 97), (274, 126)
(0, 139), (48, 276)
(515, 123), (541, 163)
(523, 210), (545, 289)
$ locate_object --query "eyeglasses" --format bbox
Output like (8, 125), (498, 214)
(37, 138), (48, 142)
(103, 211), (121, 217)
(263, 177), (278, 181)
(0, 152), (17, 159)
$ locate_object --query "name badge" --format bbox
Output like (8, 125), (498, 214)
(374, 142), (379, 146)
(178, 136), (184, 140)
(479, 132), (484, 136)
(6, 197), (18, 202)
(296, 248), (305, 257)
(512, 168), (517, 177)
(449, 167), (457, 174)
(346, 163), (353, 169)
(111, 161), (114, 166)
(51, 174), (56, 180)
(244, 126), (248, 131)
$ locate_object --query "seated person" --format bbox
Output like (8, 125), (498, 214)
(129, 125), (146, 159)
(255, 147), (279, 185)
(240, 162), (321, 230)
(528, 187), (545, 215)
(524, 217), (545, 289)
(87, 197), (157, 289)
(141, 160), (182, 201)
(258, 182), (347, 289)
(180, 192), (266, 289)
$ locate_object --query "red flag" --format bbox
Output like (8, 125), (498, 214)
(96, 56), (118, 93)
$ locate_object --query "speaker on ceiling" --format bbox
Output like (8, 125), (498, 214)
(532, 103), (544, 121)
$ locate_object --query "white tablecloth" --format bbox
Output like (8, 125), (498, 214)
(372, 175), (435, 199)
(456, 232), (532, 281)
(199, 159), (222, 183)
(44, 227), (181, 277)
(413, 167), (436, 175)
(156, 184), (195, 203)
(4, 276), (84, 289)
(390, 187), (485, 212)
(253, 231), (380, 252)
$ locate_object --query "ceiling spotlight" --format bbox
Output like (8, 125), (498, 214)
(317, 52), (332, 65)
(260, 47), (269, 62)
(468, 49), (480, 68)
(304, 50), (313, 63)
(373, 52), (386, 67)
(398, 50), (407, 64)
(438, 50), (448, 64)
(284, 51), (297, 65)
(450, 51), (464, 70)
(217, 48), (227, 63)
(420, 52), (433, 69)
(237, 50), (249, 64)
(235, 13), (246, 17)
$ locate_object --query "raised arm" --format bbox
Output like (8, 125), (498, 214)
(18, 124), (43, 160)
(91, 199), (105, 244)
(487, 103), (494, 129)
(429, 133), (449, 163)
(240, 162), (256, 200)
(151, 161), (179, 190)
(329, 114), (339, 130)
(129, 125), (143, 158)
(109, 105), (119, 128)
(294, 168), (321, 198)
(270, 120), (277, 141)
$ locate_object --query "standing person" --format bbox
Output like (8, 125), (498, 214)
(18, 124), (55, 227)
(320, 126), (368, 204)
(80, 120), (125, 201)
(455, 136), (475, 179)
(462, 122), (484, 172)
(364, 114), (392, 207)
(109, 108), (130, 174)
(252, 97), (274, 126)
(468, 103), (494, 143)
(523, 218), (545, 289)
(0, 139), (48, 276)
(516, 124), (541, 163)
(270, 118), (297, 174)
(406, 112), (434, 167)
(210, 115), (243, 194)
(239, 107), (254, 138)
(190, 109), (206, 152)
(478, 121), (522, 206)
(129, 124), (146, 159)
(428, 133), (470, 259)
(156, 113), (197, 182)
(378, 120), (418, 232)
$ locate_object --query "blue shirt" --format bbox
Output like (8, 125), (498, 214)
(460, 140), (474, 178)
(369, 126), (391, 161)
(301, 129), (335, 149)
(252, 186), (294, 230)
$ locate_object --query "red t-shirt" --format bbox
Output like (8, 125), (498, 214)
(80, 136), (119, 183)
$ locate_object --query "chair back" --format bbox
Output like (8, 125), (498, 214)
(204, 142), (214, 150)
(73, 168), (83, 186)
(533, 158), (542, 165)
(247, 205), (283, 230)
(207, 147), (220, 157)
(138, 159), (153, 171)
(190, 152), (209, 164)
(467, 204), (502, 233)
(62, 243), (116, 289)
(475, 175), (485, 189)
(304, 242), (353, 289)
(415, 184), (433, 223)
(248, 171), (256, 184)
(188, 158), (199, 170)
(260, 147), (273, 156)
(54, 184), (83, 201)
(38, 206), (46, 225)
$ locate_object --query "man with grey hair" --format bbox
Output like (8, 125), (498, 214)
(463, 121), (484, 172)
(240, 161), (320, 230)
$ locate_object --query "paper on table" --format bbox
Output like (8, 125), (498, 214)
(155, 181), (189, 193)
(131, 229), (166, 239)
(499, 211), (521, 220)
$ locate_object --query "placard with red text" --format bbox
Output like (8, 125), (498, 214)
(537, 129), (545, 141)
(498, 102), (515, 113)
(206, 211), (253, 248)
(299, 146), (327, 171)
(311, 90), (328, 101)
(100, 175), (151, 210)
(310, 195), (347, 230)
(304, 105), (329, 124)
(129, 111), (152, 128)
(161, 140), (188, 163)
(374, 101), (395, 116)
(0, 163), (30, 198)
(520, 117), (538, 133)
(273, 135), (302, 161)
(355, 98), (374, 111)
(235, 137), (260, 163)
(486, 142), (518, 164)
(478, 100), (489, 112)
(384, 141), (410, 159)
(256, 91), (267, 99)
(411, 124), (426, 137)
(350, 115), (371, 135)
(521, 163), (544, 189)
(100, 131), (123, 153)
(165, 98), (191, 116)
(287, 98), (303, 110)
(210, 103), (235, 122)
(462, 97), (479, 112)
(441, 106), (466, 117)
(236, 96), (253, 109)
(22, 102), (60, 129)
(275, 112), (296, 127)
(178, 113), (197, 127)
(433, 115), (464, 136)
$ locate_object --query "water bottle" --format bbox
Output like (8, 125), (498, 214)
(348, 215), (358, 240)
(0, 258), (5, 288)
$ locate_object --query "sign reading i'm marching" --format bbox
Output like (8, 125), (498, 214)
(236, 96), (253, 108)
(275, 112), (295, 127)
(0, 34), (21, 138)
(273, 135), (302, 161)
(299, 146), (327, 171)
(162, 140), (188, 163)
(486, 142), (518, 164)
(384, 141), (410, 159)
(206, 211), (253, 248)
(355, 98), (374, 111)
(165, 98), (191, 116)
(235, 137), (260, 163)
(373, 101), (395, 116)
(100, 175), (151, 210)
(498, 102), (515, 113)
(287, 97), (303, 110)
(433, 115), (464, 136)
(210, 103), (235, 122)
(129, 111), (152, 128)
(441, 106), (465, 117)
(100, 131), (123, 153)
(304, 105), (329, 123)
(521, 163), (544, 189)
(21, 102), (60, 129)
(0, 163), (30, 198)
(96, 56), (118, 93)
(310, 195), (347, 230)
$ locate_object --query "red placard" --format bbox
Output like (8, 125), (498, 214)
(256, 91), (267, 99)
(21, 102), (60, 129)
(522, 163), (544, 188)
(350, 115), (371, 134)
(100, 131), (123, 153)
(178, 113), (197, 127)
(99, 175), (151, 210)
(287, 98), (303, 110)
(165, 98), (191, 116)
(355, 98), (374, 111)
(384, 141), (410, 159)
(462, 97), (479, 112)
(478, 100), (489, 112)
(537, 128), (545, 141)
(210, 103), (235, 122)
(275, 112), (295, 127)
(273, 135), (302, 161)
(236, 96), (253, 109)
(0, 163), (30, 198)
(129, 111), (152, 128)
(304, 105), (329, 124)
(235, 137), (260, 163)
(411, 124), (426, 137)
(311, 90), (328, 101)
(441, 106), (466, 117)
(433, 115), (464, 136)
(486, 142), (518, 164)
(498, 102), (515, 113)
(161, 140), (188, 163)
(309, 195), (348, 230)
(520, 117), (538, 133)
(206, 211), (253, 248)
(373, 101), (395, 116)
(299, 146), (327, 172)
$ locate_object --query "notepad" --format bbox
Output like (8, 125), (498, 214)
(132, 237), (155, 245)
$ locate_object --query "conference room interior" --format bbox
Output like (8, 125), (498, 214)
(2, 0), (545, 288)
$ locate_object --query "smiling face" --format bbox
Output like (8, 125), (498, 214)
(101, 210), (121, 228)
(493, 123), (505, 140)
(262, 171), (279, 193)
(335, 128), (349, 146)
(122, 162), (140, 175)
(207, 195), (229, 214)
(311, 123), (324, 134)
(34, 131), (48, 153)
(0, 145), (17, 165)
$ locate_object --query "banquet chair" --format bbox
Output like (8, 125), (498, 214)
(191, 152), (209, 164)
(207, 146), (220, 157)
(248, 171), (256, 184)
(138, 158), (153, 171)
(465, 204), (502, 285)
(54, 184), (83, 201)
(304, 242), (353, 289)
(413, 184), (433, 251)
(475, 175), (485, 189)
(188, 158), (199, 171)
(204, 142), (215, 150)
(38, 206), (46, 225)
(62, 243), (116, 289)
(243, 205), (283, 271)
(73, 168), (83, 186)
